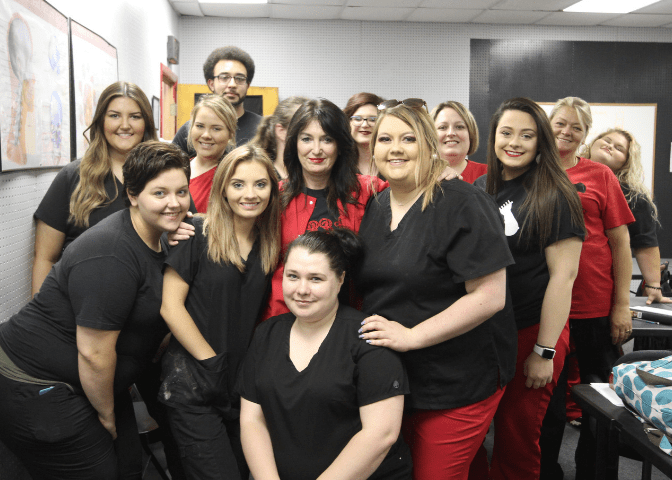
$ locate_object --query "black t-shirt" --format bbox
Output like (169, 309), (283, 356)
(173, 109), (263, 157)
(356, 179), (517, 410)
(475, 170), (585, 330)
(238, 305), (410, 480)
(162, 216), (271, 404)
(0, 210), (168, 394)
(622, 184), (658, 249)
(305, 188), (338, 231)
(34, 159), (126, 252)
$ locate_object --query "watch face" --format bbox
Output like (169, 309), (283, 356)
(542, 349), (555, 359)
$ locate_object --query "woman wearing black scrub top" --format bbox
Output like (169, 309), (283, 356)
(159, 145), (281, 480)
(239, 229), (412, 480)
(357, 102), (517, 480)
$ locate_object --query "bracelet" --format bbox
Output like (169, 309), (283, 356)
(645, 285), (662, 291)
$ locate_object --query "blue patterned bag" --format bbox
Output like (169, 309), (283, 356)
(612, 356), (672, 455)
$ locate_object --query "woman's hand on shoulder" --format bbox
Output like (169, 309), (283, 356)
(359, 315), (417, 352)
(167, 211), (195, 246)
(437, 164), (463, 182)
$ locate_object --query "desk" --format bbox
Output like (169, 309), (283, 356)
(631, 297), (672, 337)
(572, 384), (672, 479)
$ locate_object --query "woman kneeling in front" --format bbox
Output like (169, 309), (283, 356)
(239, 228), (412, 480)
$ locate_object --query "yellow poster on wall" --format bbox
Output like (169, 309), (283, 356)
(176, 84), (278, 128)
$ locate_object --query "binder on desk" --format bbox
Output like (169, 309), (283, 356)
(630, 300), (672, 325)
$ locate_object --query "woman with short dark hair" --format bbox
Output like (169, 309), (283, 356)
(0, 142), (190, 480)
(343, 92), (384, 175)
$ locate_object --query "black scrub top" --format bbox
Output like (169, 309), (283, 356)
(34, 159), (126, 251)
(356, 179), (518, 410)
(622, 184), (658, 249)
(0, 210), (168, 394)
(161, 216), (271, 413)
(238, 305), (410, 480)
(475, 170), (584, 330)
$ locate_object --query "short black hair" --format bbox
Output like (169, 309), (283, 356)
(202, 46), (255, 84)
(285, 228), (363, 278)
(123, 141), (191, 206)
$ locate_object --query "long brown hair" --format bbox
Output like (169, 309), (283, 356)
(281, 99), (360, 216)
(70, 82), (157, 227)
(485, 97), (585, 247)
(203, 144), (281, 274)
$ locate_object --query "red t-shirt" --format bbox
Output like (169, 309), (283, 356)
(461, 160), (488, 184)
(189, 166), (217, 213)
(566, 158), (634, 319)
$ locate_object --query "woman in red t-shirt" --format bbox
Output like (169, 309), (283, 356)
(430, 101), (487, 184)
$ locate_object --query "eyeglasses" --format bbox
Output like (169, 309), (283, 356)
(350, 115), (378, 126)
(214, 74), (248, 85)
(378, 98), (428, 112)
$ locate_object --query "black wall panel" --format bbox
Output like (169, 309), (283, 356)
(470, 39), (672, 255)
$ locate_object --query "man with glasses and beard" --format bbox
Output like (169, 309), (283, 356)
(173, 46), (261, 155)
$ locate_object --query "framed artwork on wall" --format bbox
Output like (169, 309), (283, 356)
(0, 0), (70, 171)
(152, 96), (159, 131)
(70, 18), (118, 160)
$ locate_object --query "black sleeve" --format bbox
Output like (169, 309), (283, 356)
(628, 194), (659, 249)
(164, 217), (204, 284)
(443, 187), (513, 283)
(68, 256), (140, 330)
(173, 121), (195, 157)
(549, 194), (586, 247)
(34, 163), (77, 232)
(237, 320), (268, 404)
(473, 174), (487, 191)
(355, 343), (409, 407)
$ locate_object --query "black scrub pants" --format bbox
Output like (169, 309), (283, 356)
(0, 373), (142, 480)
(166, 405), (248, 480)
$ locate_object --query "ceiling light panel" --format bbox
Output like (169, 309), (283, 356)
(564, 0), (661, 14)
(271, 4), (341, 18)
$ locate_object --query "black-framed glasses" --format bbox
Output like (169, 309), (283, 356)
(378, 98), (428, 112)
(350, 115), (378, 126)
(215, 74), (248, 85)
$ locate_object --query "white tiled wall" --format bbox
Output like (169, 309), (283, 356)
(177, 18), (672, 109)
(0, 0), (179, 322)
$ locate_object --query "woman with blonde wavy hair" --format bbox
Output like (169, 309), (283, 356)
(586, 128), (669, 304)
(32, 81), (157, 295)
(358, 101), (517, 480)
(159, 144), (280, 480)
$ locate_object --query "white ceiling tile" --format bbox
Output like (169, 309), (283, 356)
(633, 0), (672, 13)
(340, 6), (413, 20)
(199, 3), (271, 16)
(492, 0), (576, 10)
(420, 0), (498, 7)
(268, 0), (344, 4)
(536, 11), (619, 25)
(407, 8), (483, 22)
(271, 4), (341, 18)
(171, 2), (205, 15)
(348, 0), (422, 6)
(471, 9), (549, 23)
(601, 13), (672, 26)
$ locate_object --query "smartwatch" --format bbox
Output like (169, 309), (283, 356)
(533, 343), (556, 360)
